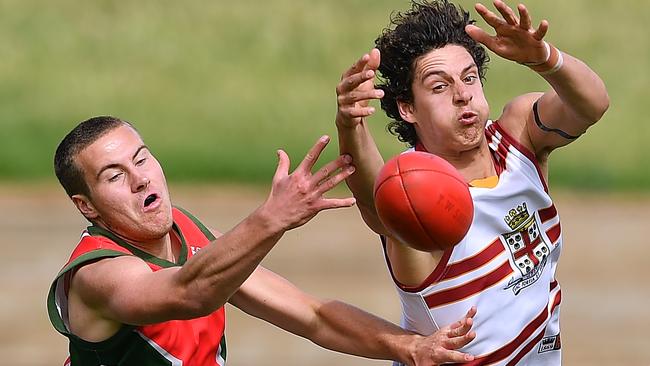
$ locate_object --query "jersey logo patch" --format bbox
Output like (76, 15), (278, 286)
(538, 334), (561, 353)
(502, 202), (551, 294)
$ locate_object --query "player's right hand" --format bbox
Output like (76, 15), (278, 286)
(409, 306), (477, 365)
(261, 135), (356, 232)
(335, 48), (384, 129)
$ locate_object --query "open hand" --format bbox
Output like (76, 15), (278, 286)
(336, 48), (384, 129)
(465, 0), (549, 65)
(264, 135), (356, 231)
(410, 307), (477, 365)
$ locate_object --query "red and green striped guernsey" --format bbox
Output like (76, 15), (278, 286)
(47, 207), (227, 366)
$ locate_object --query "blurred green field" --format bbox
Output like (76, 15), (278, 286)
(0, 0), (647, 189)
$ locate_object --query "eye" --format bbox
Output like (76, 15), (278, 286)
(108, 172), (123, 182)
(432, 83), (448, 92)
(135, 158), (147, 166)
(464, 75), (478, 84)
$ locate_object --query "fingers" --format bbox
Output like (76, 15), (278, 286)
(311, 153), (353, 184)
(493, 0), (518, 26)
(315, 161), (356, 196)
(296, 135), (330, 173)
(341, 48), (379, 80)
(517, 3), (532, 30)
(533, 20), (549, 40)
(474, 3), (502, 29)
(440, 349), (476, 363)
(317, 197), (357, 211)
(337, 70), (384, 103)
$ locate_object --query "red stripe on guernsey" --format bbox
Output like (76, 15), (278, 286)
(440, 238), (505, 281)
(546, 223), (561, 245)
(425, 260), (513, 308)
(506, 289), (563, 365)
(454, 289), (562, 366)
(538, 204), (557, 223)
(486, 123), (506, 175)
(491, 121), (549, 192)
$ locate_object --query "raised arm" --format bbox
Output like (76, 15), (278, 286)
(69, 137), (356, 331)
(230, 266), (476, 365)
(336, 49), (389, 235)
(465, 0), (609, 155)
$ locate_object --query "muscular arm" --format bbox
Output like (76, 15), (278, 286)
(229, 266), (476, 365)
(466, 1), (609, 156)
(69, 137), (356, 338)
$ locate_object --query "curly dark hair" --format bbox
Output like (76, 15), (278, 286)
(54, 116), (135, 198)
(375, 0), (489, 147)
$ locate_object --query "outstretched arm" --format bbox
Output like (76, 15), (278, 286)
(466, 0), (609, 154)
(336, 49), (389, 235)
(230, 266), (476, 365)
(70, 136), (356, 330)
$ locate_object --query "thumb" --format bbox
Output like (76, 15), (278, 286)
(367, 48), (381, 71)
(273, 149), (290, 184)
(465, 24), (492, 48)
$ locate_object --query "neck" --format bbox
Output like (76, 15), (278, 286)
(94, 220), (177, 262)
(418, 140), (495, 182)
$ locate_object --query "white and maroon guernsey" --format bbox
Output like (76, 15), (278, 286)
(387, 120), (563, 365)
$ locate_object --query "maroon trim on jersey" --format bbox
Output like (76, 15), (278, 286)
(546, 223), (562, 246)
(424, 260), (513, 308)
(440, 238), (505, 281)
(381, 235), (454, 293)
(452, 289), (562, 366)
(538, 204), (558, 223)
(485, 122), (507, 176)
(504, 289), (563, 365)
(490, 121), (549, 192)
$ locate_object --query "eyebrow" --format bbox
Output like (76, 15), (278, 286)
(95, 145), (149, 180)
(421, 63), (477, 83)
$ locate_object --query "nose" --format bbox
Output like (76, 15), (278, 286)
(132, 174), (150, 193)
(453, 84), (472, 105)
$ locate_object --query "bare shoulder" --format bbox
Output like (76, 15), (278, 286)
(68, 256), (151, 341)
(496, 92), (544, 152)
(71, 256), (151, 309)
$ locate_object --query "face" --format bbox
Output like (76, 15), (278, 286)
(398, 45), (490, 157)
(72, 125), (173, 244)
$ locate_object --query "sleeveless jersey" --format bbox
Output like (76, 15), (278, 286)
(387, 121), (563, 365)
(47, 207), (227, 366)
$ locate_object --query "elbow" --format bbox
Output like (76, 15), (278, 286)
(172, 284), (228, 320)
(591, 92), (610, 123)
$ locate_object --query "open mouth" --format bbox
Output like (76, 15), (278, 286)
(144, 194), (158, 208)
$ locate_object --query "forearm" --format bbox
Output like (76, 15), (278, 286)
(308, 300), (418, 364)
(537, 50), (609, 130)
(173, 206), (284, 315)
(336, 119), (386, 233)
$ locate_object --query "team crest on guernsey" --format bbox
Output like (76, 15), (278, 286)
(501, 202), (551, 295)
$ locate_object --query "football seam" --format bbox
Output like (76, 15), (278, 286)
(397, 160), (440, 249)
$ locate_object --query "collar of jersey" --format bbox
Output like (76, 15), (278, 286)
(86, 223), (188, 268)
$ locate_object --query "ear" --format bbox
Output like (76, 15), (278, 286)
(397, 100), (417, 124)
(71, 194), (99, 220)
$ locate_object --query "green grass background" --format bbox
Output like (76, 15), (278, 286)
(0, 0), (647, 189)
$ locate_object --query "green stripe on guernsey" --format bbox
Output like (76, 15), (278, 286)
(47, 249), (129, 335)
(175, 206), (217, 241)
(86, 224), (188, 268)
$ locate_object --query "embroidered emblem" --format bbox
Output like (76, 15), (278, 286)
(502, 202), (551, 294)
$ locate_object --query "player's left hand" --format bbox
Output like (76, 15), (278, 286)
(409, 306), (477, 365)
(465, 0), (549, 65)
